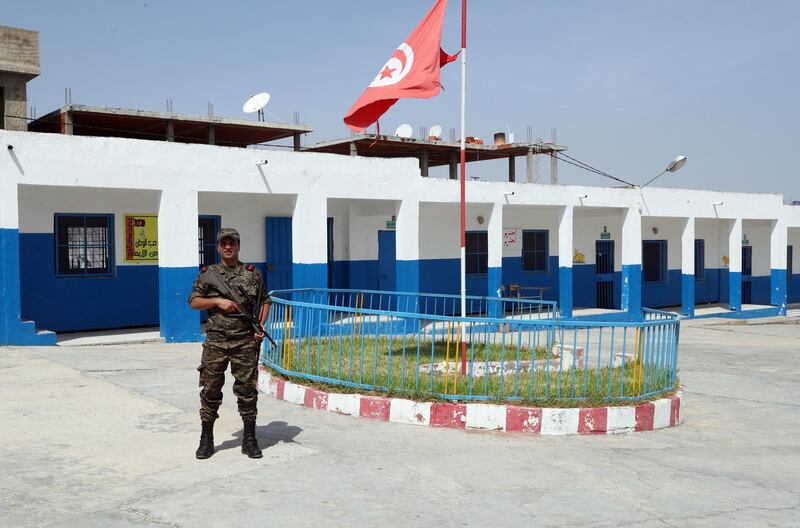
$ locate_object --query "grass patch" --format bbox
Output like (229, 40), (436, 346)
(264, 335), (679, 407)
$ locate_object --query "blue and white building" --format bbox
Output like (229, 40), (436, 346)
(1, 26), (799, 346)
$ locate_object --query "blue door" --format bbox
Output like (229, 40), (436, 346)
(378, 230), (397, 292)
(595, 240), (615, 309)
(265, 217), (293, 291)
(742, 246), (752, 304)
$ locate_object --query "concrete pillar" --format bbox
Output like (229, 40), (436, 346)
(487, 203), (504, 318)
(681, 217), (695, 318)
(63, 109), (73, 135)
(558, 205), (574, 318)
(395, 199), (419, 294)
(550, 153), (557, 185)
(728, 218), (742, 311)
(292, 193), (328, 290)
(293, 133), (301, 152)
(508, 156), (515, 183)
(157, 189), (202, 342)
(349, 142), (357, 156)
(208, 124), (215, 145)
(449, 151), (458, 180)
(0, 180), (54, 345)
(526, 147), (534, 183)
(419, 149), (429, 177)
(770, 219), (788, 314)
(621, 207), (642, 320)
(166, 121), (174, 142)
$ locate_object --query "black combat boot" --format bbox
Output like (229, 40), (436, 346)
(195, 420), (215, 459)
(241, 418), (263, 459)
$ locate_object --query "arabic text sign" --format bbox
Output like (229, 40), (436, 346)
(124, 214), (159, 262)
(503, 228), (521, 249)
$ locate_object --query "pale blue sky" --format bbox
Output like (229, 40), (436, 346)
(6, 1), (800, 199)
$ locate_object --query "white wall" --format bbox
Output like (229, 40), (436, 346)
(696, 219), (725, 271)
(641, 217), (685, 270)
(349, 200), (398, 261)
(327, 199), (350, 261)
(502, 206), (560, 258)
(18, 184), (161, 267)
(198, 192), (295, 263)
(743, 220), (772, 276)
(573, 208), (623, 269)
(420, 202), (493, 260)
(2, 130), (798, 274)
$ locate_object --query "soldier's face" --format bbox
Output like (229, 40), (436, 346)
(218, 237), (240, 261)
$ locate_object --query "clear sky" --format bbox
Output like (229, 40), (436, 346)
(5, 1), (800, 199)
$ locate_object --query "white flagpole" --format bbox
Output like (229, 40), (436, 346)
(459, 0), (467, 375)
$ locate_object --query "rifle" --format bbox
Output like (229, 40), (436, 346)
(201, 266), (278, 348)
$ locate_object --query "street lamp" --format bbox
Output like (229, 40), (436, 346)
(641, 155), (687, 188)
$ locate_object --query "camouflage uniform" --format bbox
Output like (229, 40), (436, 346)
(188, 262), (270, 423)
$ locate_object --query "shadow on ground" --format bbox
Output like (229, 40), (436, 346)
(216, 420), (303, 452)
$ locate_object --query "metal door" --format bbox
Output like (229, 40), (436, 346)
(742, 246), (752, 304)
(378, 230), (397, 292)
(265, 217), (293, 291)
(595, 240), (615, 309)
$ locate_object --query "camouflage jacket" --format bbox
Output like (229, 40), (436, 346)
(188, 262), (271, 347)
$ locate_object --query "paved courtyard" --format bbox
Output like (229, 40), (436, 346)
(1, 319), (799, 527)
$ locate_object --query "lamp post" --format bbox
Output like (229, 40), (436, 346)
(641, 155), (687, 188)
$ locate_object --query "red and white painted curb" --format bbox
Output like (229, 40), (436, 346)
(257, 367), (684, 435)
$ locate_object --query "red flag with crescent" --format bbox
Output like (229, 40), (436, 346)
(343, 0), (457, 132)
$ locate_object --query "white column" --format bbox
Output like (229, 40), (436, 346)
(396, 199), (420, 293)
(681, 217), (695, 317)
(728, 218), (742, 310)
(770, 219), (788, 312)
(292, 193), (328, 288)
(621, 207), (642, 319)
(157, 188), (202, 342)
(558, 205), (573, 317)
(487, 203), (504, 317)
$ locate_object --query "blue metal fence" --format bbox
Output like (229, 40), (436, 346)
(262, 289), (680, 403)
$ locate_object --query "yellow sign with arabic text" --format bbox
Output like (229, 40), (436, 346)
(124, 214), (159, 262)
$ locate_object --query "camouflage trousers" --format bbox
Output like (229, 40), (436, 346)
(198, 341), (260, 422)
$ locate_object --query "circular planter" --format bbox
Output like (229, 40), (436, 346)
(258, 367), (684, 435)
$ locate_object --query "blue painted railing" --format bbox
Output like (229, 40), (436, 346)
(262, 289), (680, 403)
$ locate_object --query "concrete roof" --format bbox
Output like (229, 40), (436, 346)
(303, 134), (567, 166)
(27, 104), (313, 147)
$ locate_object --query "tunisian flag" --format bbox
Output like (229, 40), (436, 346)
(343, 0), (458, 132)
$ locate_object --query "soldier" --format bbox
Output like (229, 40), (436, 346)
(188, 228), (271, 459)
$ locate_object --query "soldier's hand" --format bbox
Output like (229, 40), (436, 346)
(216, 298), (239, 313)
(253, 331), (265, 342)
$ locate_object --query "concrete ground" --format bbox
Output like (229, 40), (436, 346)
(1, 320), (799, 527)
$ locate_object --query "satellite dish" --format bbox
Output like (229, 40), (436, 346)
(395, 123), (413, 138)
(429, 124), (443, 139)
(243, 92), (271, 121)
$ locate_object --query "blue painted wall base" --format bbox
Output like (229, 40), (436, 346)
(771, 268), (787, 314)
(729, 271), (742, 310)
(159, 267), (202, 342)
(1, 229), (56, 345)
(621, 264), (642, 321)
(397, 260), (420, 294)
(681, 274), (695, 318)
(558, 266), (572, 318)
(488, 266), (503, 318)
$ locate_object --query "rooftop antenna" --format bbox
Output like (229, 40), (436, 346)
(506, 124), (515, 144)
(243, 92), (271, 122)
(395, 123), (413, 138)
(429, 124), (443, 140)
